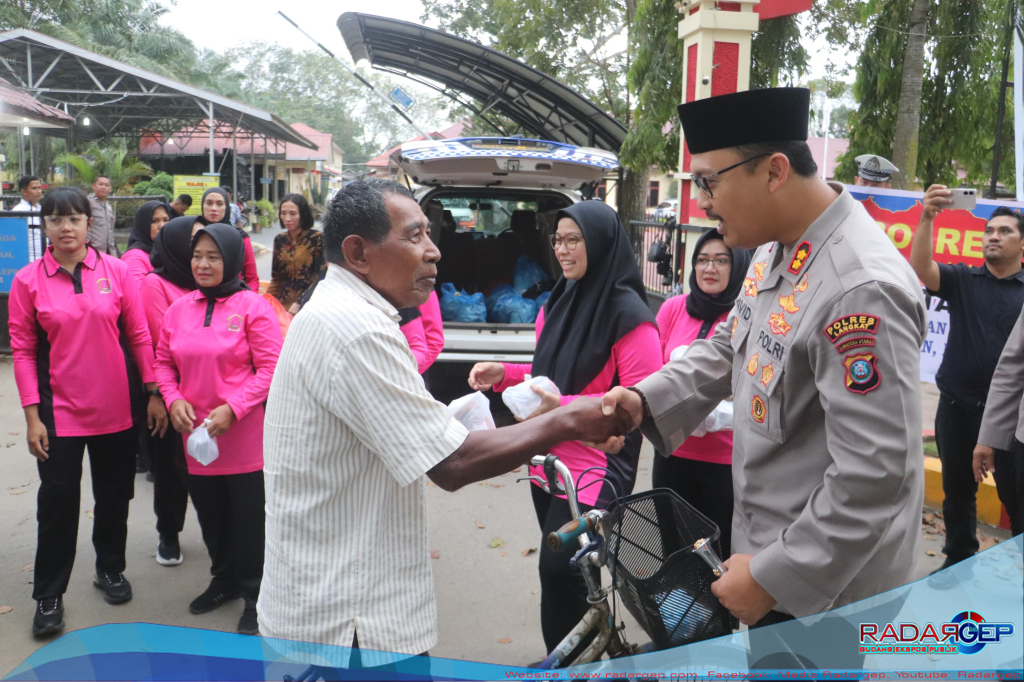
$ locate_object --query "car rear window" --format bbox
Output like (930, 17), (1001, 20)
(437, 197), (539, 236)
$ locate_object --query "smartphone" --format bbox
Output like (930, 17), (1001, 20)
(947, 188), (977, 210)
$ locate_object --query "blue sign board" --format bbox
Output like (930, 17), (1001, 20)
(260, 177), (273, 184)
(389, 86), (416, 111)
(0, 216), (31, 293)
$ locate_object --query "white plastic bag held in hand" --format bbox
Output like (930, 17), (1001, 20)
(502, 374), (561, 421)
(692, 401), (734, 438)
(186, 419), (220, 466)
(449, 392), (496, 431)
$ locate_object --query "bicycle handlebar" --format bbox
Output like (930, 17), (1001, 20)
(547, 514), (599, 553)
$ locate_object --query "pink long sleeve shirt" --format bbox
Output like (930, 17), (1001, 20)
(495, 307), (661, 507)
(120, 248), (153, 286)
(421, 290), (445, 365)
(9, 247), (156, 437)
(400, 291), (445, 374)
(139, 273), (191, 350)
(155, 289), (282, 476)
(655, 294), (733, 465)
(242, 237), (260, 291)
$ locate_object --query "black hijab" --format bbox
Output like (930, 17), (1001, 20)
(150, 216), (198, 291)
(200, 187), (247, 241)
(532, 201), (657, 395)
(126, 200), (171, 253)
(192, 223), (249, 326)
(684, 229), (752, 322)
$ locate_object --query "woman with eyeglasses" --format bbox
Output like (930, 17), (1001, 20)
(8, 187), (166, 637)
(652, 228), (751, 560)
(467, 200), (661, 656)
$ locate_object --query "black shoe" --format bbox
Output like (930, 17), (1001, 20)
(93, 571), (133, 604)
(145, 471), (155, 483)
(928, 557), (972, 590)
(189, 583), (241, 615)
(32, 596), (65, 637)
(156, 534), (183, 566)
(136, 456), (148, 474)
(238, 599), (259, 635)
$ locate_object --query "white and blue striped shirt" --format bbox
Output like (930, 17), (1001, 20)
(258, 264), (468, 665)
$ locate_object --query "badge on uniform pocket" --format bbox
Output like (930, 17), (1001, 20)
(843, 353), (880, 394)
(751, 395), (767, 423)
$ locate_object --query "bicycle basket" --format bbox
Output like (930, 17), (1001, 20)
(605, 488), (732, 649)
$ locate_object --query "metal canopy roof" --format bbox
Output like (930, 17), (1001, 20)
(337, 13), (627, 153)
(0, 29), (316, 149)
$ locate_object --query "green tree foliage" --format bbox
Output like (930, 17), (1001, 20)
(224, 42), (451, 163)
(132, 171), (174, 200)
(55, 142), (153, 191)
(838, 0), (1015, 190)
(622, 0), (862, 174)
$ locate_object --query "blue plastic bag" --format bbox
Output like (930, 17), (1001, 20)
(493, 291), (538, 323)
(440, 282), (487, 323)
(485, 284), (517, 322)
(513, 255), (551, 297)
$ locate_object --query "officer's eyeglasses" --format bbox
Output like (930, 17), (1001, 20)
(691, 152), (772, 198)
(695, 257), (732, 269)
(43, 214), (88, 229)
(549, 234), (584, 251)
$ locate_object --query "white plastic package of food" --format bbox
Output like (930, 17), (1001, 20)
(449, 391), (496, 431)
(669, 344), (689, 362)
(692, 400), (734, 438)
(186, 419), (220, 466)
(502, 374), (561, 421)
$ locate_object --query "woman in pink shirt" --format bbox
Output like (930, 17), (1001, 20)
(200, 188), (260, 291)
(399, 290), (445, 375)
(155, 223), (281, 635)
(468, 200), (661, 654)
(139, 216), (200, 568)
(8, 187), (166, 637)
(120, 200), (171, 284)
(653, 228), (751, 560)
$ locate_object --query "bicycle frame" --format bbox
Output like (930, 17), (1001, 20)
(521, 455), (638, 668)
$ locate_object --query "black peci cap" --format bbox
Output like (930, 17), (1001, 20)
(677, 87), (811, 154)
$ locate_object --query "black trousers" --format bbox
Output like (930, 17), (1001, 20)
(530, 484), (601, 654)
(33, 427), (136, 600)
(935, 395), (984, 562)
(187, 470), (265, 600)
(151, 430), (189, 537)
(1001, 440), (1024, 537)
(652, 455), (734, 559)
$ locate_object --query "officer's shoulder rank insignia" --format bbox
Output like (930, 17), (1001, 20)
(788, 241), (811, 275)
(843, 353), (881, 395)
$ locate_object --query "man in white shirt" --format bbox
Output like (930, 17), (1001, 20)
(10, 175), (44, 261)
(259, 179), (628, 672)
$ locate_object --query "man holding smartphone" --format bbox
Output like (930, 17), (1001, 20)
(909, 185), (1024, 587)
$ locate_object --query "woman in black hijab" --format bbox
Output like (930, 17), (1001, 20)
(138, 216), (200, 569)
(468, 200), (663, 655)
(652, 228), (752, 561)
(200, 188), (260, 291)
(122, 200), (171, 284)
(154, 222), (281, 636)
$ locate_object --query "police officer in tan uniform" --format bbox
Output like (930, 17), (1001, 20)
(975, 306), (1024, 537)
(594, 89), (928, 634)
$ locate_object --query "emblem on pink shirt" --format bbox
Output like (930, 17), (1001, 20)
(96, 278), (112, 294)
(227, 314), (242, 332)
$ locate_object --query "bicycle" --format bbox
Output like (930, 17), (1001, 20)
(520, 454), (733, 669)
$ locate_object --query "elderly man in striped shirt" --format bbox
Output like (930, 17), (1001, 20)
(258, 179), (629, 673)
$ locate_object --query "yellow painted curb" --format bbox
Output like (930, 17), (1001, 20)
(924, 456), (1003, 526)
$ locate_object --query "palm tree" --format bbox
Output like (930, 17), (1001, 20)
(55, 142), (153, 192)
